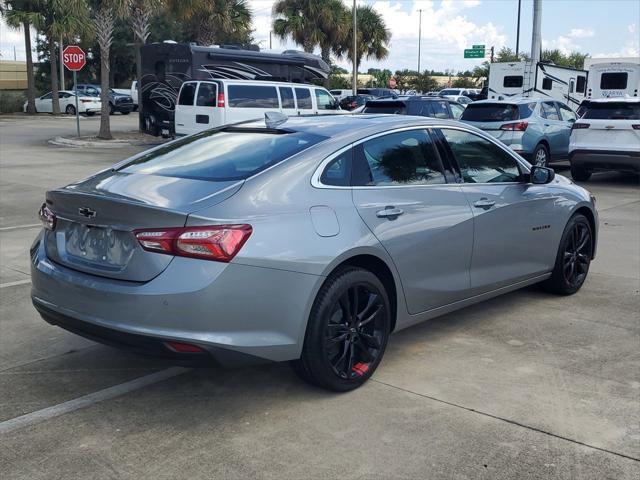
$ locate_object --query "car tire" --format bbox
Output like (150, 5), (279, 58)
(291, 267), (391, 391)
(109, 103), (115, 115)
(570, 165), (591, 181)
(65, 105), (76, 115)
(85, 112), (95, 117)
(533, 143), (550, 167)
(543, 213), (593, 295)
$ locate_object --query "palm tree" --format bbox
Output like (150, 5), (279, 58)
(91, 0), (127, 139)
(336, 4), (390, 70)
(2, 0), (39, 114)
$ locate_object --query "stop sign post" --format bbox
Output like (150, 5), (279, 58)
(63, 46), (86, 137)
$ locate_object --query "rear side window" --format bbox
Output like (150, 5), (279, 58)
(279, 87), (295, 108)
(352, 130), (446, 186)
(228, 85), (279, 108)
(178, 83), (196, 106)
(295, 88), (312, 109)
(558, 103), (577, 122)
(196, 83), (217, 107)
(430, 100), (450, 119)
(440, 128), (522, 184)
(503, 76), (523, 88)
(120, 129), (326, 181)
(541, 102), (560, 120)
(364, 102), (406, 114)
(320, 149), (351, 186)
(542, 77), (552, 90)
(600, 72), (628, 90)
(461, 103), (520, 122)
(581, 102), (640, 120)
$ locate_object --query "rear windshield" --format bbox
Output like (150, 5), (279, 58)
(363, 102), (406, 114)
(581, 102), (640, 120)
(119, 128), (326, 181)
(461, 103), (534, 122)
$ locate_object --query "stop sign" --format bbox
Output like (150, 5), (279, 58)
(63, 45), (86, 71)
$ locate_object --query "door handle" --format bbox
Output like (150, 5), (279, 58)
(376, 206), (404, 219)
(473, 198), (496, 209)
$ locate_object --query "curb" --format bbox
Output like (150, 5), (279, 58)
(49, 136), (164, 148)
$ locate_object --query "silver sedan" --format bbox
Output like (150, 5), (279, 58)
(31, 114), (598, 391)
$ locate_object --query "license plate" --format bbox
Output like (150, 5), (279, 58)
(161, 128), (170, 137)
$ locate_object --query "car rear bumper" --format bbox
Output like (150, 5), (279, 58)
(30, 233), (321, 364)
(114, 103), (134, 113)
(569, 149), (640, 172)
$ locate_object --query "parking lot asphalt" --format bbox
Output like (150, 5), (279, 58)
(0, 113), (639, 479)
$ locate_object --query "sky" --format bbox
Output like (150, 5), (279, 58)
(1, 0), (639, 73)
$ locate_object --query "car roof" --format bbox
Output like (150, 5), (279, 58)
(470, 97), (541, 105)
(367, 96), (456, 104)
(240, 113), (464, 138)
(184, 79), (319, 88)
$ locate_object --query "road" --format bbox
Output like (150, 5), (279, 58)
(1, 113), (639, 479)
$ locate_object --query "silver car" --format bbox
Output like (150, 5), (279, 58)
(31, 115), (598, 391)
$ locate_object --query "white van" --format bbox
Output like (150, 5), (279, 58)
(175, 80), (340, 136)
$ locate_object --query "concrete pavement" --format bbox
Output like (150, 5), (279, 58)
(0, 114), (638, 479)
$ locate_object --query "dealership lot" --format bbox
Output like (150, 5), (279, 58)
(0, 114), (638, 479)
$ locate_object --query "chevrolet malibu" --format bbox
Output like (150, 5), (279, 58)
(31, 114), (598, 391)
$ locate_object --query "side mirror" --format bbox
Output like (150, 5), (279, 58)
(530, 166), (555, 184)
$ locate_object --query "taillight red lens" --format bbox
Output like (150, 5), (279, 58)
(500, 121), (528, 131)
(572, 122), (590, 130)
(632, 124), (640, 130)
(217, 92), (225, 107)
(134, 225), (252, 262)
(38, 203), (56, 230)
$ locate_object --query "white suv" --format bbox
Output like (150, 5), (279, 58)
(569, 98), (640, 181)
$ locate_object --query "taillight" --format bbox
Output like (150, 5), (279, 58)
(217, 92), (225, 107)
(134, 225), (252, 262)
(165, 341), (205, 353)
(572, 123), (590, 130)
(38, 203), (56, 230)
(500, 121), (528, 131)
(632, 124), (640, 130)
(80, 99), (92, 103)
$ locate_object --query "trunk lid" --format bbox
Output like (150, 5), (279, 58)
(45, 169), (242, 282)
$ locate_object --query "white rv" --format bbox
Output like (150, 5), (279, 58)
(583, 57), (640, 99)
(488, 61), (588, 110)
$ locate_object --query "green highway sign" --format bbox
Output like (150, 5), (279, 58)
(472, 44), (485, 49)
(464, 48), (485, 58)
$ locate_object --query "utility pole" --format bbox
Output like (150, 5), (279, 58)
(531, 0), (542, 64)
(417, 9), (422, 74)
(515, 0), (522, 58)
(269, 31), (272, 50)
(352, 0), (357, 95)
(490, 46), (494, 63)
(59, 34), (65, 90)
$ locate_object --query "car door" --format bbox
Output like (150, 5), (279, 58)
(36, 92), (53, 113)
(540, 101), (565, 157)
(294, 87), (313, 116)
(351, 128), (474, 314)
(174, 81), (198, 135)
(556, 102), (576, 158)
(437, 127), (561, 295)
(314, 88), (337, 115)
(193, 81), (223, 130)
(278, 86), (297, 117)
(226, 84), (280, 124)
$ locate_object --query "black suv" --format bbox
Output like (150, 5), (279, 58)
(74, 84), (134, 115)
(362, 96), (466, 119)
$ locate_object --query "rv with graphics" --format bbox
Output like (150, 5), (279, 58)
(583, 57), (640, 99)
(488, 61), (588, 110)
(139, 42), (330, 136)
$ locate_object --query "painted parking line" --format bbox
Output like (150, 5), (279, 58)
(0, 224), (41, 232)
(0, 279), (31, 289)
(0, 367), (190, 435)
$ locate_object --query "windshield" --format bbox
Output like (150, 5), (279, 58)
(119, 128), (326, 181)
(461, 103), (532, 122)
(581, 102), (640, 120)
(439, 89), (461, 96)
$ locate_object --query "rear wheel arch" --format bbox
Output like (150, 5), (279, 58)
(324, 254), (399, 332)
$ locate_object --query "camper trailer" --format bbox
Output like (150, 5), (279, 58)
(488, 61), (587, 109)
(583, 57), (640, 99)
(139, 42), (330, 136)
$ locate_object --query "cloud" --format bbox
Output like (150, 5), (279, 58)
(593, 23), (639, 58)
(568, 28), (594, 39)
(543, 26), (595, 55)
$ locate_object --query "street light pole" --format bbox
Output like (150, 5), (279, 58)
(515, 0), (522, 58)
(417, 9), (422, 74)
(352, 0), (357, 95)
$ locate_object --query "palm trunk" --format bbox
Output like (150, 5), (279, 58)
(49, 38), (61, 115)
(23, 20), (36, 114)
(131, 5), (151, 131)
(320, 45), (331, 65)
(98, 45), (112, 139)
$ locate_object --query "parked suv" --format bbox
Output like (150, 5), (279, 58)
(74, 84), (134, 115)
(362, 96), (466, 119)
(569, 98), (640, 181)
(460, 98), (577, 166)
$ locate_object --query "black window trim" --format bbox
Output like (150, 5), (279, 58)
(311, 125), (530, 189)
